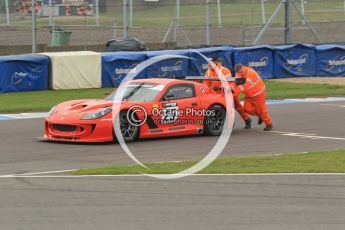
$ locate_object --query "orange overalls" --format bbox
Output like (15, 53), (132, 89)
(204, 64), (248, 121)
(203, 63), (231, 91)
(229, 81), (249, 121)
(235, 67), (272, 126)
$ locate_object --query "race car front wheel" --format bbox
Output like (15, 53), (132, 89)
(113, 110), (139, 142)
(204, 104), (226, 136)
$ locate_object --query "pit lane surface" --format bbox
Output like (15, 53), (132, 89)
(1, 101), (345, 230)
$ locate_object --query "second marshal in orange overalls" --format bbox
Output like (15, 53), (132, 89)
(234, 64), (273, 131)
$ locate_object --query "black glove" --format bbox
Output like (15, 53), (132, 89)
(235, 78), (246, 85)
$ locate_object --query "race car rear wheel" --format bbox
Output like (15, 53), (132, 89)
(204, 104), (226, 136)
(113, 110), (139, 142)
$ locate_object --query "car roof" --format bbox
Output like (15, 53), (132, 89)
(131, 78), (193, 85)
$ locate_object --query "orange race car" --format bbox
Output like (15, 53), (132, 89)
(44, 78), (244, 143)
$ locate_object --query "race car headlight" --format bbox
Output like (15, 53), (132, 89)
(46, 106), (56, 117)
(80, 108), (112, 120)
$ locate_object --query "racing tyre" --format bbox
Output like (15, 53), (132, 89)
(113, 110), (140, 142)
(204, 104), (226, 136)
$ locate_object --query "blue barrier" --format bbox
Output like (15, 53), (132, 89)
(233, 45), (274, 79)
(145, 49), (190, 79)
(274, 44), (316, 78)
(0, 54), (49, 93)
(2, 44), (345, 93)
(188, 46), (233, 76)
(102, 52), (147, 87)
(316, 44), (345, 77)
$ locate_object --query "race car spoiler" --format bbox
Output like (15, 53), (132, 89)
(184, 76), (246, 85)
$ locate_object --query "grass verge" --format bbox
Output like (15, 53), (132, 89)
(0, 88), (111, 113)
(265, 80), (345, 99)
(72, 149), (345, 175)
(1, 81), (345, 113)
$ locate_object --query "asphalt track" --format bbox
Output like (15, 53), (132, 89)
(0, 100), (345, 175)
(0, 175), (345, 230)
(0, 100), (345, 229)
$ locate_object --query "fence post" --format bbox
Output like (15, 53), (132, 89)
(205, 0), (211, 45)
(95, 0), (100, 27)
(32, 0), (37, 53)
(129, 0), (133, 27)
(261, 0), (266, 24)
(285, 0), (292, 44)
(217, 0), (222, 27)
(48, 0), (52, 26)
(5, 0), (10, 26)
(123, 0), (128, 38)
(301, 0), (305, 24)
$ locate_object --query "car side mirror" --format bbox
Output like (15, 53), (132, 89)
(164, 92), (174, 101)
(235, 78), (246, 85)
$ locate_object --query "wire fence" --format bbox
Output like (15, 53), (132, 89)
(0, 0), (344, 49)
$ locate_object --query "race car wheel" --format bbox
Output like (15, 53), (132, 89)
(113, 110), (139, 142)
(204, 104), (226, 136)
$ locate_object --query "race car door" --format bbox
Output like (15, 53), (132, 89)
(155, 83), (203, 135)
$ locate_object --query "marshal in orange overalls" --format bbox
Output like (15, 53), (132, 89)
(203, 60), (249, 122)
(203, 62), (231, 91)
(234, 65), (273, 129)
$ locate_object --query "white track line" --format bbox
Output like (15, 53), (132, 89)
(269, 131), (345, 141)
(13, 169), (78, 176)
(1, 173), (345, 179)
(269, 131), (316, 135)
(0, 169), (79, 178)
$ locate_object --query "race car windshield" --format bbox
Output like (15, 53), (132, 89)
(106, 83), (164, 102)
